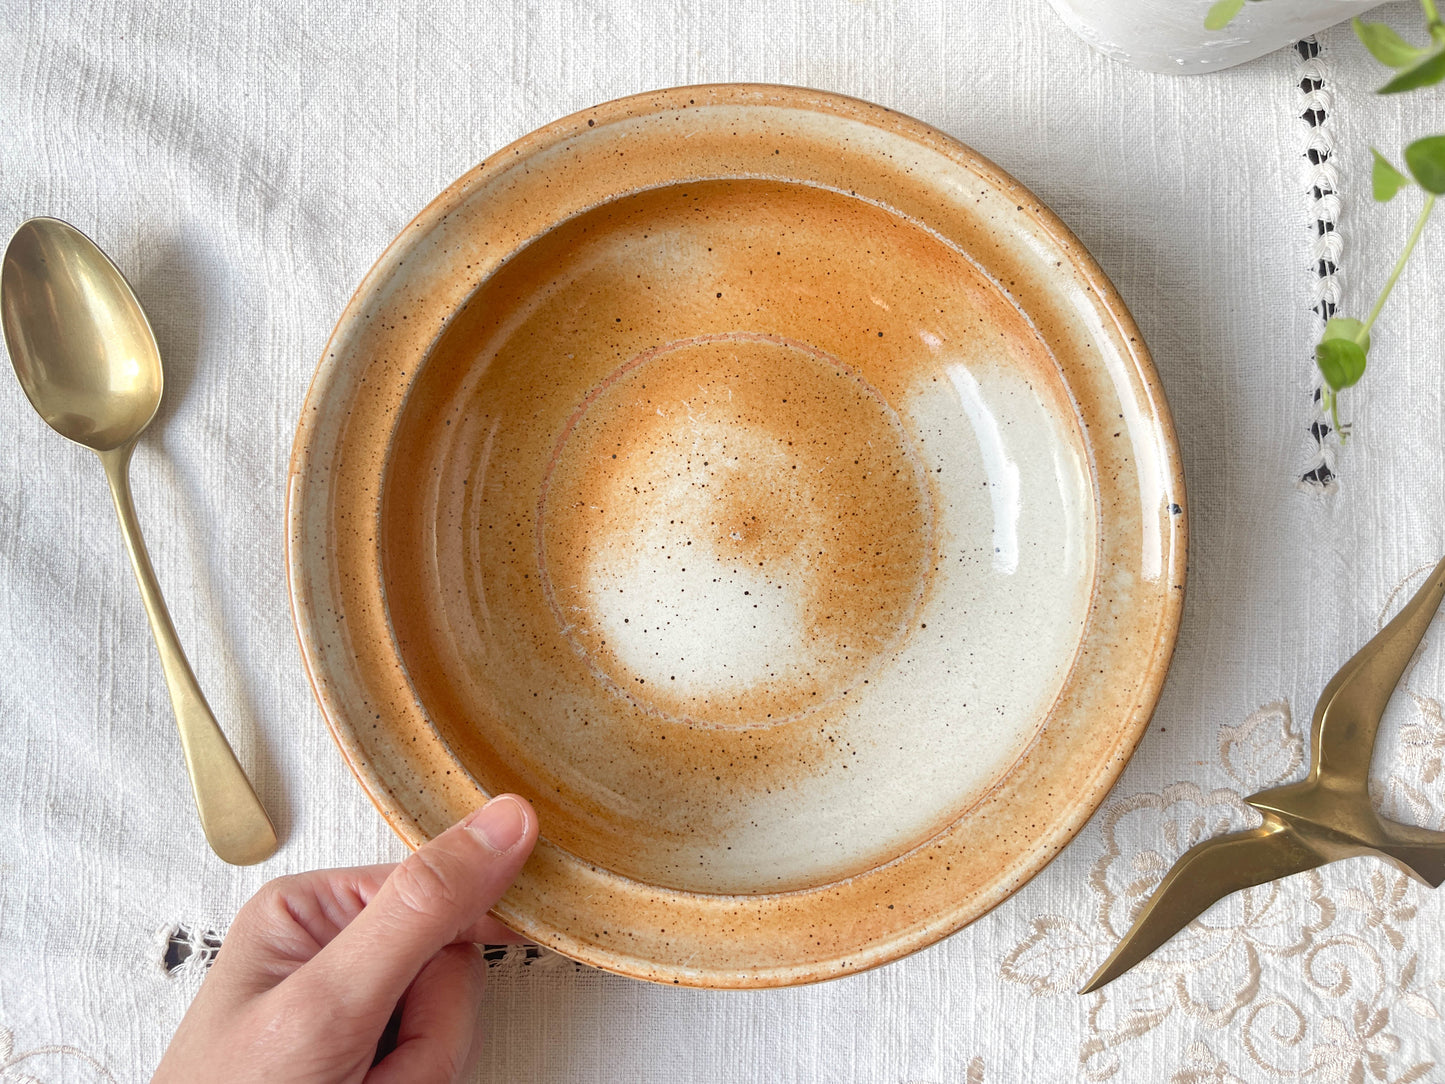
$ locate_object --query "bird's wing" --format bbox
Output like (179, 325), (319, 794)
(1079, 821), (1325, 994)
(1310, 553), (1445, 777)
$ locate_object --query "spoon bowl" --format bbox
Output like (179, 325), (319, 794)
(1, 216), (276, 866)
(2, 218), (162, 451)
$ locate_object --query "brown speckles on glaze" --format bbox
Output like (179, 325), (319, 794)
(288, 85), (1186, 987)
(538, 330), (933, 729)
(378, 176), (1091, 895)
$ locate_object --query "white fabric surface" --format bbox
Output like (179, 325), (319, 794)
(3, 1), (1445, 1081)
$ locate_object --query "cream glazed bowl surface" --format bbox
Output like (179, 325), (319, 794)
(287, 84), (1187, 988)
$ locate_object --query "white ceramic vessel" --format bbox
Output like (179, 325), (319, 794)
(1046, 0), (1384, 73)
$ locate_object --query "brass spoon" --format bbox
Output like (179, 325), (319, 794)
(1, 217), (277, 866)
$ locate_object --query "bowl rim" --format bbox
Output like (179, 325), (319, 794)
(286, 82), (1188, 987)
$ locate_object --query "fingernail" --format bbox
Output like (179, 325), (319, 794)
(464, 795), (528, 853)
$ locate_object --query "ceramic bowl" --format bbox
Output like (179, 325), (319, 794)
(287, 84), (1187, 988)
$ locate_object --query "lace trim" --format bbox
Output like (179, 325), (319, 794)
(480, 943), (584, 973)
(154, 923), (584, 976)
(0, 1026), (115, 1083)
(1000, 566), (1445, 1080)
(155, 924), (223, 978)
(1297, 36), (1342, 489)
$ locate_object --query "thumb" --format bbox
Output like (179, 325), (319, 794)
(291, 794), (537, 1023)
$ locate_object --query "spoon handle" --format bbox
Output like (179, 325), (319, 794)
(97, 443), (279, 866)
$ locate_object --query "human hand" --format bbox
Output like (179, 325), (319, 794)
(153, 795), (538, 1084)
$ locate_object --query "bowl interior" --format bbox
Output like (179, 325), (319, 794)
(379, 176), (1096, 895)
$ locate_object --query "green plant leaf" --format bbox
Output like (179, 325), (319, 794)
(1316, 337), (1368, 392)
(1322, 317), (1371, 355)
(1379, 47), (1445, 93)
(1205, 0), (1246, 31)
(1405, 135), (1445, 194)
(1372, 149), (1412, 201)
(1353, 19), (1428, 68)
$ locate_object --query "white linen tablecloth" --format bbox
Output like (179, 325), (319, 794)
(3, 1), (1445, 1080)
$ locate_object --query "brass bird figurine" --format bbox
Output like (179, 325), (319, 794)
(1082, 553), (1445, 994)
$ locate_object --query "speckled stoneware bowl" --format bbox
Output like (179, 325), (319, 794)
(287, 84), (1187, 988)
